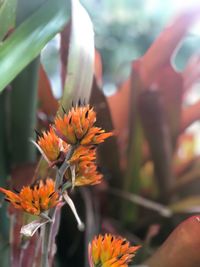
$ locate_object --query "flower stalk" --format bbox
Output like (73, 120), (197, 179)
(41, 146), (75, 267)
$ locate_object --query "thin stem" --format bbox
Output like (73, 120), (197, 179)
(41, 223), (49, 267)
(41, 145), (77, 267)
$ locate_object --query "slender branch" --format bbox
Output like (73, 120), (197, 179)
(109, 188), (172, 218)
(41, 222), (49, 267)
(41, 145), (77, 267)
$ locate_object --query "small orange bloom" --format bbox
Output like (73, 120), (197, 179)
(37, 128), (69, 165)
(80, 127), (113, 145)
(65, 158), (102, 187)
(54, 105), (112, 145)
(75, 162), (103, 186)
(64, 146), (102, 187)
(0, 179), (59, 216)
(88, 234), (140, 267)
(69, 145), (96, 165)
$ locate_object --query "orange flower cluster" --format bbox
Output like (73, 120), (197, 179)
(69, 146), (102, 186)
(54, 105), (112, 145)
(0, 179), (59, 216)
(37, 104), (112, 187)
(0, 105), (112, 216)
(88, 234), (140, 267)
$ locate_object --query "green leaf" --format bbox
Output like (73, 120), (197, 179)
(15, 0), (47, 25)
(0, 0), (70, 93)
(0, 92), (10, 241)
(122, 67), (144, 223)
(0, 0), (17, 41)
(60, 0), (95, 112)
(9, 0), (50, 164)
(10, 59), (40, 163)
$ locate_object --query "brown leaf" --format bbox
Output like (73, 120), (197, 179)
(138, 87), (174, 202)
(90, 79), (122, 188)
(107, 78), (131, 169)
(145, 215), (200, 267)
(60, 21), (71, 88)
(38, 65), (58, 117)
(94, 50), (102, 87)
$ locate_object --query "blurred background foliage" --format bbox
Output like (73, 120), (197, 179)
(1, 0), (200, 266)
(81, 0), (200, 86)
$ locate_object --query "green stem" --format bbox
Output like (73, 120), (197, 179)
(41, 145), (76, 267)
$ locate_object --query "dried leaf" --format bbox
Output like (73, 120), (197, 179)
(20, 218), (49, 237)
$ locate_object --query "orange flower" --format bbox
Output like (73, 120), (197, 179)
(65, 158), (102, 187)
(0, 179), (59, 216)
(88, 234), (140, 267)
(80, 127), (113, 145)
(69, 145), (96, 164)
(37, 128), (69, 165)
(62, 145), (102, 187)
(54, 105), (112, 145)
(75, 162), (103, 186)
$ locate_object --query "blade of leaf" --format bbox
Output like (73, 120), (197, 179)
(145, 216), (200, 267)
(0, 0), (70, 93)
(0, 91), (10, 240)
(38, 64), (58, 116)
(138, 86), (174, 203)
(60, 22), (71, 88)
(90, 78), (122, 189)
(122, 63), (144, 223)
(140, 6), (200, 86)
(10, 59), (39, 164)
(60, 0), (94, 112)
(0, 0), (16, 41)
(15, 0), (47, 25)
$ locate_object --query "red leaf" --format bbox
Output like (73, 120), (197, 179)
(145, 215), (200, 267)
(38, 65), (58, 117)
(140, 7), (200, 87)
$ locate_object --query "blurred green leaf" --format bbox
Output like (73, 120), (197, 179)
(15, 0), (47, 25)
(0, 92), (9, 240)
(122, 67), (143, 223)
(0, 0), (70, 93)
(10, 59), (40, 164)
(9, 0), (46, 164)
(0, 243), (10, 267)
(0, 0), (16, 41)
